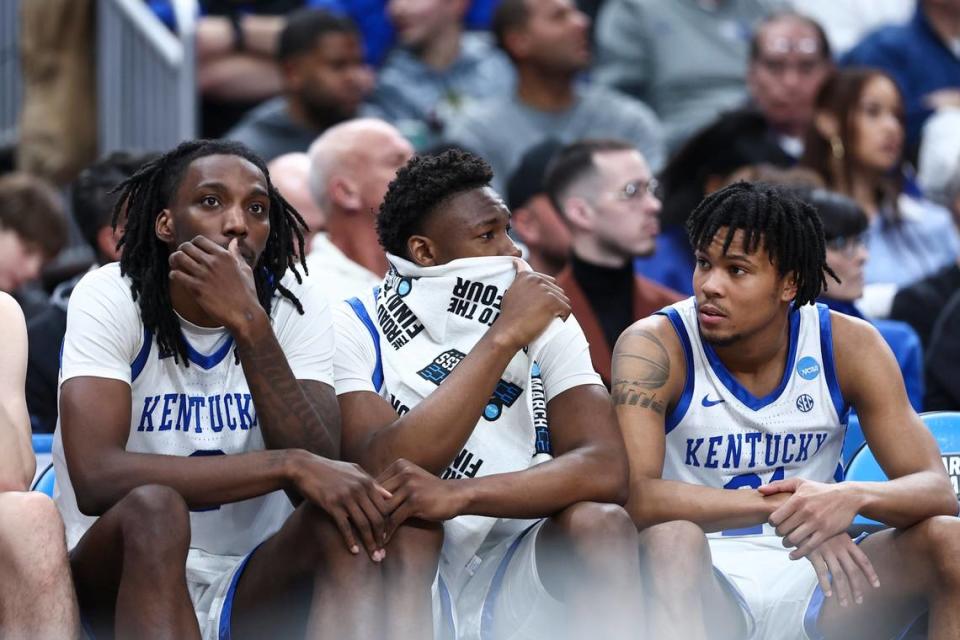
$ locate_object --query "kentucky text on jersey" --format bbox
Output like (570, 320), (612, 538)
(684, 430), (831, 469)
(137, 393), (258, 433)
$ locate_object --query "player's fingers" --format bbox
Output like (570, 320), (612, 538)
(178, 241), (213, 265)
(331, 511), (360, 555)
(168, 269), (203, 290)
(357, 494), (388, 558)
(848, 541), (881, 588)
(768, 496), (800, 527)
(790, 530), (827, 561)
(836, 547), (868, 604)
(384, 502), (413, 542)
(376, 459), (408, 484)
(345, 500), (380, 561)
(168, 250), (205, 276)
(759, 478), (799, 496)
(809, 551), (832, 598)
(191, 235), (223, 253)
(824, 550), (852, 607)
(227, 237), (242, 261)
(781, 518), (812, 548)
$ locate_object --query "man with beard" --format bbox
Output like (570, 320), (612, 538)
(225, 8), (370, 161)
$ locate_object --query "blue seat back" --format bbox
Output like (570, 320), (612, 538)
(847, 411), (960, 526)
(30, 434), (55, 497)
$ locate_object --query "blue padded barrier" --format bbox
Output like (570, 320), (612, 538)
(846, 412), (960, 528)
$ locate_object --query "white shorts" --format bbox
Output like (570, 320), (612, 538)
(186, 547), (256, 640)
(710, 535), (821, 640)
(432, 520), (563, 640)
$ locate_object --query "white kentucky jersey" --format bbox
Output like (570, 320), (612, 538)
(659, 297), (848, 538)
(53, 263), (335, 555)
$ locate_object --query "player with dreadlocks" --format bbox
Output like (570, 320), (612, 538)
(52, 139), (396, 639)
(612, 181), (960, 639)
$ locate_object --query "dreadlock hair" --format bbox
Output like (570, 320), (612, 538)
(685, 181), (838, 309)
(377, 149), (494, 258)
(111, 139), (309, 366)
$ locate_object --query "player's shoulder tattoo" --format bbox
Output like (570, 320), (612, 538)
(611, 327), (670, 414)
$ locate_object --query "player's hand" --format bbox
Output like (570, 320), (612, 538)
(806, 533), (880, 608)
(288, 451), (393, 562)
(378, 459), (467, 538)
(761, 478), (864, 559)
(168, 236), (264, 332)
(490, 259), (571, 351)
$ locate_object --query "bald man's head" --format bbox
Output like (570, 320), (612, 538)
(268, 153), (326, 239)
(307, 118), (414, 218)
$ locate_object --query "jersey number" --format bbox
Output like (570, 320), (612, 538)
(721, 466), (784, 536)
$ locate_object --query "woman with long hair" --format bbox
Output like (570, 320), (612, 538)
(801, 67), (959, 308)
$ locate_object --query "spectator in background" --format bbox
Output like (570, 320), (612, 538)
(594, 0), (772, 151)
(801, 187), (925, 410)
(925, 288), (960, 410)
(783, 0), (913, 57)
(268, 152), (326, 252)
(0, 292), (81, 638)
(25, 152), (152, 434)
(306, 119), (414, 302)
(545, 139), (682, 386)
(747, 12), (834, 159)
(890, 108), (960, 347)
(801, 67), (960, 315)
(506, 139), (571, 276)
(0, 174), (68, 318)
(363, 0), (515, 150)
(641, 110), (801, 294)
(225, 9), (371, 162)
(445, 0), (664, 194)
(843, 0), (960, 155)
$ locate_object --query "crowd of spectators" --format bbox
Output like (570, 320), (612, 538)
(6, 0), (960, 426)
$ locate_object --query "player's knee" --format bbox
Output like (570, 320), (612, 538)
(384, 522), (443, 582)
(554, 501), (638, 551)
(0, 493), (68, 575)
(117, 485), (190, 558)
(639, 521), (709, 576)
(918, 516), (960, 588)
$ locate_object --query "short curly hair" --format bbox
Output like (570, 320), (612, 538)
(377, 149), (494, 257)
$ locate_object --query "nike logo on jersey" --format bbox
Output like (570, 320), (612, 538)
(701, 395), (725, 407)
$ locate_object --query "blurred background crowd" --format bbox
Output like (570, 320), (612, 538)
(2, 0), (960, 432)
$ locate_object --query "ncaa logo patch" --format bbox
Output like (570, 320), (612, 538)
(796, 356), (821, 381)
(396, 277), (413, 297)
(796, 394), (815, 413)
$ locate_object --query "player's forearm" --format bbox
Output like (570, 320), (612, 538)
(849, 473), (959, 529)
(454, 445), (628, 519)
(70, 447), (296, 516)
(196, 15), (283, 60)
(234, 313), (339, 458)
(628, 478), (786, 532)
(357, 329), (522, 475)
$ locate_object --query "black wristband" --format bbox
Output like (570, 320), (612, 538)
(229, 12), (245, 52)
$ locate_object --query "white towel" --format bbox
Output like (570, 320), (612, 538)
(375, 253), (561, 587)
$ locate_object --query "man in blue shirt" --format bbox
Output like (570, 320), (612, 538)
(843, 1), (960, 153)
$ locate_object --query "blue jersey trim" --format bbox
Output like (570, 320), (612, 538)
(657, 308), (694, 435)
(701, 307), (801, 411)
(347, 288), (383, 393)
(816, 304), (849, 423)
(480, 521), (540, 640)
(218, 543), (261, 640)
(131, 328), (152, 382)
(183, 333), (235, 370)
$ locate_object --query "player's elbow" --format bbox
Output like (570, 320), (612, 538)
(589, 445), (631, 505)
(71, 472), (116, 517)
